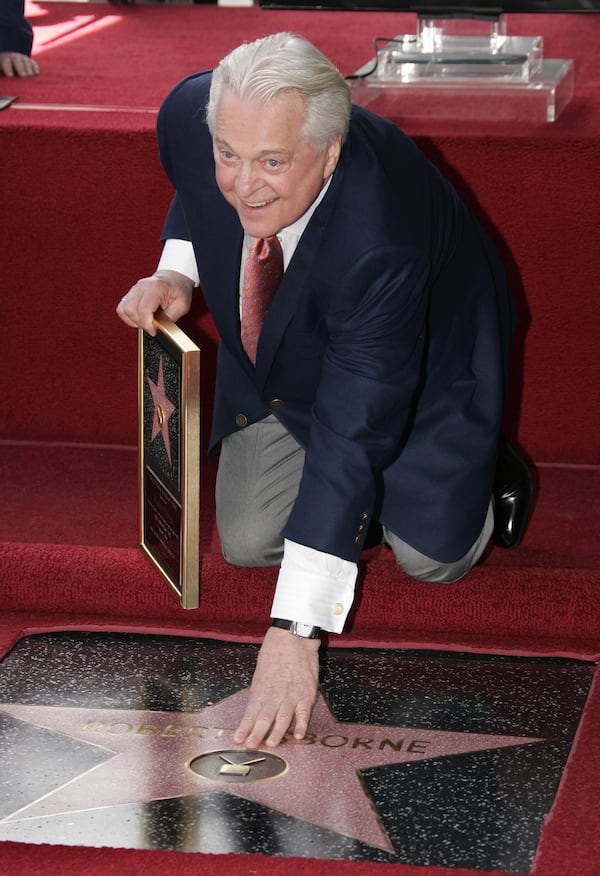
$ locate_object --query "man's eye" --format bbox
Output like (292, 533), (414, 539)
(266, 158), (280, 169)
(221, 150), (235, 161)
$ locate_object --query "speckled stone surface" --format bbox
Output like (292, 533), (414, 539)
(0, 632), (593, 870)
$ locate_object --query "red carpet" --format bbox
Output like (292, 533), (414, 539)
(2, 4), (599, 463)
(1, 3), (599, 875)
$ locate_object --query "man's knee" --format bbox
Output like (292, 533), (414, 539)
(399, 557), (469, 584)
(383, 500), (494, 584)
(218, 521), (284, 567)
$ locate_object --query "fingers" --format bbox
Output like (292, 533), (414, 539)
(116, 285), (158, 336)
(234, 695), (312, 750)
(116, 278), (167, 336)
(233, 627), (320, 750)
(16, 55), (40, 77)
(233, 695), (279, 747)
(0, 52), (40, 78)
(291, 701), (312, 741)
(117, 272), (194, 335)
(234, 697), (292, 750)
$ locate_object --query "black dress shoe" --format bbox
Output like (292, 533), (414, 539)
(492, 438), (534, 548)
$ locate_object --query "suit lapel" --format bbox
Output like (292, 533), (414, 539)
(253, 158), (347, 386)
(253, 216), (324, 384)
(200, 203), (244, 351)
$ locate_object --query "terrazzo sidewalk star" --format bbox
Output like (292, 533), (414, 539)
(0, 692), (546, 852)
(0, 632), (593, 869)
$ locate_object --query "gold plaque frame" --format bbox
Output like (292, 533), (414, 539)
(138, 312), (200, 609)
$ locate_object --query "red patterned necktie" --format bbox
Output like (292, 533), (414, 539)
(241, 235), (284, 365)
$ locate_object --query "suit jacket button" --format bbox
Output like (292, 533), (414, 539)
(270, 398), (284, 409)
(235, 414), (248, 428)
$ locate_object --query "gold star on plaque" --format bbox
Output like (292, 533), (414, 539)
(147, 355), (176, 465)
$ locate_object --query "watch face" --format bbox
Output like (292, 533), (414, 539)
(291, 622), (319, 638)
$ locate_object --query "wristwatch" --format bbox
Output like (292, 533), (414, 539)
(271, 618), (321, 639)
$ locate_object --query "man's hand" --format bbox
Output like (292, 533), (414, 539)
(234, 626), (320, 750)
(117, 270), (194, 336)
(0, 52), (40, 78)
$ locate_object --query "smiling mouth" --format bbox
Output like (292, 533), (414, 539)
(245, 198), (276, 209)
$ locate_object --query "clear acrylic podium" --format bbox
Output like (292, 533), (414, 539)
(348, 14), (574, 122)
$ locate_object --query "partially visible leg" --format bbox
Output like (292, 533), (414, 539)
(383, 499), (494, 583)
(215, 415), (305, 567)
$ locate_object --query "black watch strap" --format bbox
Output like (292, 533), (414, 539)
(271, 618), (321, 639)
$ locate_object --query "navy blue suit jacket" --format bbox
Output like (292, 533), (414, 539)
(157, 71), (515, 564)
(0, 1), (33, 55)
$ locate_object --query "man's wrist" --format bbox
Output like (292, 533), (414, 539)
(154, 268), (194, 290)
(271, 539), (357, 634)
(271, 618), (321, 639)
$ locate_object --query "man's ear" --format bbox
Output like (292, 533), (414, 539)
(324, 136), (342, 178)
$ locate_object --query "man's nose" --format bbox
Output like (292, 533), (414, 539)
(235, 163), (259, 197)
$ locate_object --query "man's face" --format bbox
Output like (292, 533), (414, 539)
(213, 87), (341, 239)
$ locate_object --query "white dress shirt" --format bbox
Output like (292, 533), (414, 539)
(157, 179), (358, 633)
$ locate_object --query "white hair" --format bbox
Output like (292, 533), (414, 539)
(206, 32), (351, 151)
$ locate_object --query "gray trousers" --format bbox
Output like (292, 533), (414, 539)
(216, 415), (494, 583)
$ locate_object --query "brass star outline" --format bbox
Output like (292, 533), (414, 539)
(0, 688), (546, 852)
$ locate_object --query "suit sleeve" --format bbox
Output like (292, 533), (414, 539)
(282, 244), (430, 562)
(156, 72), (213, 245)
(160, 194), (191, 244)
(0, 0), (33, 54)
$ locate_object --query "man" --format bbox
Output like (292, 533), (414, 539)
(118, 33), (529, 751)
(0, 0), (40, 77)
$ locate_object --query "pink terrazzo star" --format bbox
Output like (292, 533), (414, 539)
(0, 689), (546, 852)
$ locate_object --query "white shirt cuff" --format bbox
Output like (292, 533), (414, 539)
(157, 239), (200, 287)
(271, 539), (357, 634)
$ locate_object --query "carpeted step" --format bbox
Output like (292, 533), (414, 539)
(2, 442), (599, 564)
(1, 441), (599, 648)
(1, 539), (599, 649)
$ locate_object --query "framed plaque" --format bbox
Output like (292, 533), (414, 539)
(138, 312), (201, 609)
